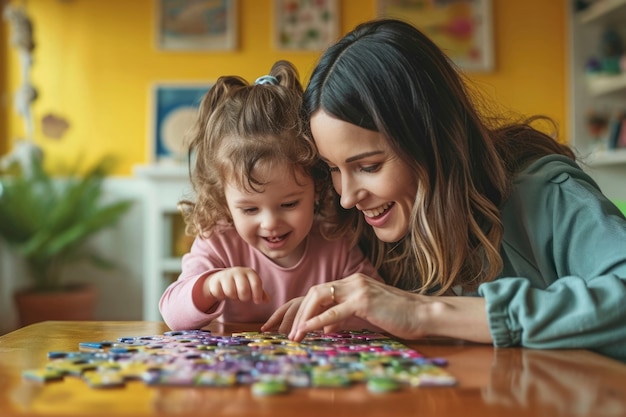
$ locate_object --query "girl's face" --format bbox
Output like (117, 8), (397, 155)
(310, 110), (417, 243)
(224, 164), (316, 268)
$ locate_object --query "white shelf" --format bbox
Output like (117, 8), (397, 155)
(571, 1), (626, 204)
(134, 164), (193, 322)
(133, 163), (188, 180)
(162, 258), (183, 274)
(570, 1), (626, 168)
(586, 148), (626, 166)
(586, 73), (626, 97)
(578, 0), (626, 24)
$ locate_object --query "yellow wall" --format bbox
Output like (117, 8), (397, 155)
(2, 0), (568, 176)
(0, 12), (7, 157)
(471, 1), (568, 136)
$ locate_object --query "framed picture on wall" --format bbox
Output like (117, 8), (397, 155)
(150, 83), (210, 164)
(155, 0), (238, 50)
(378, 0), (494, 72)
(273, 0), (339, 51)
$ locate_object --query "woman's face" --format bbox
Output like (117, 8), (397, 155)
(310, 110), (418, 242)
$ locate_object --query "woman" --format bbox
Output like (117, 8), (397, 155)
(263, 19), (626, 361)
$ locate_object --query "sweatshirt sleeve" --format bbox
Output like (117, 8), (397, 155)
(478, 157), (626, 361)
(159, 236), (229, 330)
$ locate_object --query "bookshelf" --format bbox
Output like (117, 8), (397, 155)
(570, 0), (626, 166)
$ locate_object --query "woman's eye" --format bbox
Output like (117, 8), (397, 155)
(328, 166), (340, 173)
(361, 164), (381, 173)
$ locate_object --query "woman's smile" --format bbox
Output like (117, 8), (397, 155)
(361, 202), (394, 218)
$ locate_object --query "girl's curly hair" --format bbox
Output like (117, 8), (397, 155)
(180, 60), (333, 238)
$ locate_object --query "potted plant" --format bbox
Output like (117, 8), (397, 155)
(0, 154), (133, 326)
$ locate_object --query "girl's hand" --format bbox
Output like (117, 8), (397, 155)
(204, 267), (270, 305)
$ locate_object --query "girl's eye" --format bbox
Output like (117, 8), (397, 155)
(241, 208), (258, 214)
(361, 164), (381, 173)
(282, 200), (299, 209)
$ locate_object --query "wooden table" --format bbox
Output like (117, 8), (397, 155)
(1, 321), (625, 417)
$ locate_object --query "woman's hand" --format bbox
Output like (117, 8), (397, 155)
(285, 274), (431, 341)
(264, 273), (493, 344)
(283, 273), (493, 344)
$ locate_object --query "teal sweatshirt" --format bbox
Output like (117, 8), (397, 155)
(476, 155), (626, 362)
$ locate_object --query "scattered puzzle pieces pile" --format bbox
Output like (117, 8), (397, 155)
(22, 329), (456, 395)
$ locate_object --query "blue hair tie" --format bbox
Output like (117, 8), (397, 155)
(254, 75), (278, 86)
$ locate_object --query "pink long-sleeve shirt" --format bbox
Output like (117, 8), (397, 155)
(159, 224), (382, 330)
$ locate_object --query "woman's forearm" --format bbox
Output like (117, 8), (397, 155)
(421, 296), (493, 343)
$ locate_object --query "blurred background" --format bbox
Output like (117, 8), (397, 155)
(1, 0), (624, 334)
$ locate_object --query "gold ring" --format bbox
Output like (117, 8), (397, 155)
(330, 285), (335, 303)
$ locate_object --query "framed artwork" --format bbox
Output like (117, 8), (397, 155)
(378, 0), (494, 72)
(150, 83), (210, 164)
(155, 0), (237, 51)
(273, 0), (339, 51)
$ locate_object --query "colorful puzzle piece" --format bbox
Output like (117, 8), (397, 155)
(22, 329), (456, 395)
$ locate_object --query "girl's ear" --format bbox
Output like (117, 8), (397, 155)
(314, 192), (321, 214)
(314, 200), (321, 214)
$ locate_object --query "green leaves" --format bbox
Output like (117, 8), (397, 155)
(0, 155), (133, 291)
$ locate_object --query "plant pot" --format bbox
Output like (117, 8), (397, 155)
(13, 284), (97, 327)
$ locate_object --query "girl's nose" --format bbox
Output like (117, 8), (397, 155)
(260, 211), (279, 230)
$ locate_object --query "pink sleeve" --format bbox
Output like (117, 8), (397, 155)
(341, 242), (385, 283)
(159, 237), (227, 330)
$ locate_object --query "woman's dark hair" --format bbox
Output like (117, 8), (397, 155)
(303, 18), (575, 293)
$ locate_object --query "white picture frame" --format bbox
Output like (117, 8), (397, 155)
(273, 0), (339, 51)
(155, 0), (238, 51)
(378, 0), (494, 72)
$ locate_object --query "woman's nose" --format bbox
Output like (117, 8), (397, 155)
(338, 176), (361, 209)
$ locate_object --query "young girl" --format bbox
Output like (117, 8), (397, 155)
(159, 60), (381, 331)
